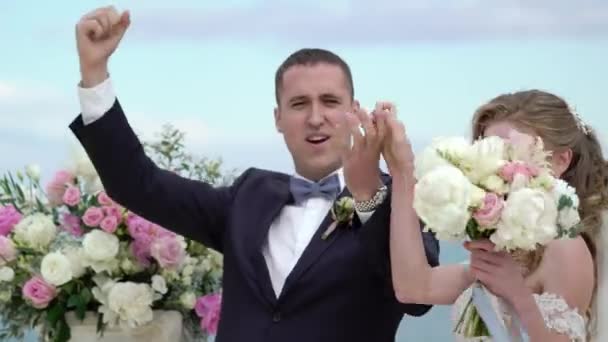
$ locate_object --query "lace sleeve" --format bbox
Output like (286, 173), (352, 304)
(533, 292), (587, 341)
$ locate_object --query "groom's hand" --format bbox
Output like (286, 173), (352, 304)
(76, 6), (131, 87)
(339, 105), (387, 201)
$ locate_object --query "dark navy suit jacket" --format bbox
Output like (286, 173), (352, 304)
(69, 100), (440, 342)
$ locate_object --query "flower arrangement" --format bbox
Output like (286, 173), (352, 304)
(0, 125), (233, 341)
(412, 130), (581, 337)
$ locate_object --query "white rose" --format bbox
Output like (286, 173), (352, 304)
(413, 165), (476, 240)
(463, 136), (507, 183)
(107, 282), (154, 328)
(552, 179), (579, 208)
(491, 188), (558, 251)
(41, 252), (73, 286)
(13, 214), (57, 251)
(83, 230), (119, 261)
(480, 174), (509, 194)
(179, 292), (196, 310)
(63, 247), (86, 278)
(151, 275), (167, 294)
(69, 147), (98, 180)
(414, 136), (470, 180)
(25, 164), (41, 181)
(558, 207), (581, 231)
(182, 265), (194, 277)
(0, 266), (14, 282)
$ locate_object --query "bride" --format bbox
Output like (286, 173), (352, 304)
(380, 90), (607, 341)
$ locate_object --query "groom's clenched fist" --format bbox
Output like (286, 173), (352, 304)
(76, 6), (130, 87)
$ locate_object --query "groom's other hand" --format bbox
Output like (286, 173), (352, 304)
(76, 6), (131, 87)
(339, 106), (386, 202)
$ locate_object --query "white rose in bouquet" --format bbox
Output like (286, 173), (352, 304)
(151, 275), (168, 295)
(414, 165), (483, 240)
(83, 230), (120, 273)
(491, 188), (558, 251)
(463, 136), (507, 183)
(13, 213), (57, 251)
(414, 136), (470, 180)
(106, 282), (155, 328)
(62, 246), (86, 278)
(41, 251), (73, 286)
(0, 266), (14, 282)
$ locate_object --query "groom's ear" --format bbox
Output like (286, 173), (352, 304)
(274, 107), (283, 133)
(353, 100), (360, 111)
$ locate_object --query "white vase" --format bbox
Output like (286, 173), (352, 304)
(38, 310), (200, 342)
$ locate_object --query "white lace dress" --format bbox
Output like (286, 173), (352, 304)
(451, 286), (587, 341)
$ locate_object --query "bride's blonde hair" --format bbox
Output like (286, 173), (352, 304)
(471, 89), (608, 336)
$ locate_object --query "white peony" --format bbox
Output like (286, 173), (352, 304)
(414, 136), (470, 180)
(151, 275), (167, 295)
(462, 136), (507, 183)
(0, 266), (14, 282)
(62, 246), (86, 278)
(179, 292), (196, 310)
(13, 213), (57, 251)
(41, 251), (73, 286)
(491, 188), (558, 251)
(83, 230), (119, 261)
(414, 165), (479, 240)
(105, 282), (155, 328)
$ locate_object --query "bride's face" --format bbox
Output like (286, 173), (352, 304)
(483, 120), (572, 178)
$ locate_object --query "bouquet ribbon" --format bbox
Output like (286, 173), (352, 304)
(471, 283), (531, 342)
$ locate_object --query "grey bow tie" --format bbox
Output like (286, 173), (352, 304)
(289, 174), (341, 204)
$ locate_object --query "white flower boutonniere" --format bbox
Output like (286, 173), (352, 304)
(321, 197), (355, 240)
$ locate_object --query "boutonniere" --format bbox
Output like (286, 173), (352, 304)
(321, 196), (355, 240)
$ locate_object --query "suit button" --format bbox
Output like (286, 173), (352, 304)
(272, 312), (281, 322)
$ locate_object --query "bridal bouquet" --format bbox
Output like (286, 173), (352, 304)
(0, 126), (231, 342)
(412, 131), (581, 337)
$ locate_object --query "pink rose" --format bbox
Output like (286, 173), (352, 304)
(97, 192), (114, 206)
(103, 206), (122, 222)
(0, 236), (17, 264)
(22, 276), (57, 309)
(62, 185), (81, 207)
(0, 205), (22, 236)
(82, 207), (104, 227)
(127, 214), (174, 243)
(130, 241), (152, 267)
(195, 293), (222, 335)
(45, 170), (75, 206)
(150, 237), (185, 269)
(473, 193), (504, 227)
(61, 213), (83, 237)
(499, 162), (539, 183)
(100, 216), (119, 234)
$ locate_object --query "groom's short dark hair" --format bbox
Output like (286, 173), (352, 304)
(275, 48), (354, 103)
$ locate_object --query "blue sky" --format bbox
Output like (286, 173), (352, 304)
(1, 1), (607, 340)
(1, 1), (607, 179)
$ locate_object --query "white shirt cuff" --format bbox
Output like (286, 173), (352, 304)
(78, 77), (116, 125)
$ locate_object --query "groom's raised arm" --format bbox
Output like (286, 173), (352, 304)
(69, 6), (251, 252)
(70, 79), (248, 252)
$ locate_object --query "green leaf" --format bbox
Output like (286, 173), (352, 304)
(46, 301), (65, 328)
(557, 195), (573, 211)
(66, 294), (79, 308)
(80, 287), (92, 305)
(54, 318), (71, 342)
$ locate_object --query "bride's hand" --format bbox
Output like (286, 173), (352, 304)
(377, 103), (414, 179)
(465, 240), (530, 303)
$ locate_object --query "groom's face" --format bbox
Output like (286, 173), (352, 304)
(274, 63), (357, 180)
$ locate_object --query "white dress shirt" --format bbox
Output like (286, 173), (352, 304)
(78, 78), (374, 297)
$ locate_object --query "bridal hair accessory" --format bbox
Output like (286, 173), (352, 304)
(570, 105), (590, 135)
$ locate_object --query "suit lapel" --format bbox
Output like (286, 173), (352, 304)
(241, 174), (292, 307)
(279, 187), (353, 299)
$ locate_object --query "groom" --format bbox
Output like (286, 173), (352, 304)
(70, 6), (439, 342)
